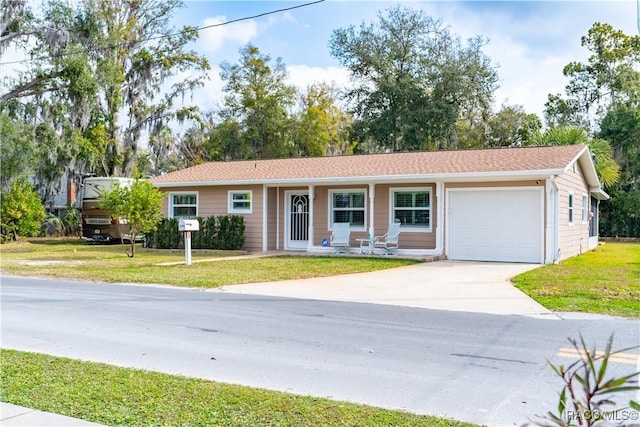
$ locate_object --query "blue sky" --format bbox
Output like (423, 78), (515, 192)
(1, 1), (637, 122)
(171, 0), (638, 120)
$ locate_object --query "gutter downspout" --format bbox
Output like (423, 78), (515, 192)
(546, 175), (560, 264)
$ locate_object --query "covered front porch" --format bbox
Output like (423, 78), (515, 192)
(260, 182), (444, 257)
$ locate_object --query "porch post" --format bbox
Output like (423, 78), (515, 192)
(308, 185), (315, 249)
(435, 181), (444, 256)
(276, 187), (280, 250)
(262, 184), (268, 251)
(368, 183), (375, 238)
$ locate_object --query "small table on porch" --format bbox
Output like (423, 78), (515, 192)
(356, 238), (374, 255)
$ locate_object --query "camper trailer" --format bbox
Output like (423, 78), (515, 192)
(81, 177), (134, 243)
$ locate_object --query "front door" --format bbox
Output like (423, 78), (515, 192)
(286, 193), (309, 249)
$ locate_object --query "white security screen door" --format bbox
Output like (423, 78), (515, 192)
(287, 193), (309, 249)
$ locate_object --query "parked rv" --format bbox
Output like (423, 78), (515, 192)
(81, 177), (135, 243)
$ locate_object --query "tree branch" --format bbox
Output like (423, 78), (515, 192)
(0, 71), (63, 103)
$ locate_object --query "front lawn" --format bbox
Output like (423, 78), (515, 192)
(0, 349), (473, 427)
(512, 242), (640, 318)
(0, 238), (417, 288)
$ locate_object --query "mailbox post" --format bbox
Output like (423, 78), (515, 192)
(178, 219), (200, 265)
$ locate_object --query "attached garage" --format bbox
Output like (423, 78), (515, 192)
(447, 188), (544, 263)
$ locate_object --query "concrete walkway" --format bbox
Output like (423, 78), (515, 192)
(212, 260), (555, 318)
(0, 402), (103, 426)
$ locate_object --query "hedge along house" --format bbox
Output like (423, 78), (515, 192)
(150, 144), (608, 264)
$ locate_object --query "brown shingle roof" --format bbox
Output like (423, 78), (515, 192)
(150, 145), (587, 186)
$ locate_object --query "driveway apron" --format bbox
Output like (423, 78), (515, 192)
(213, 260), (555, 318)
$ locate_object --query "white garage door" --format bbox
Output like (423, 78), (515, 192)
(448, 188), (543, 263)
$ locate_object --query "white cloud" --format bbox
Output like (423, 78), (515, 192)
(424, 1), (638, 119)
(197, 16), (258, 54)
(286, 65), (350, 90)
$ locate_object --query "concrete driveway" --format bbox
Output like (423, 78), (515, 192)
(213, 260), (556, 318)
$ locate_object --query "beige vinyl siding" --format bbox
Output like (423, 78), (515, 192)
(267, 187), (278, 250)
(160, 185), (264, 251)
(312, 186), (329, 246)
(555, 163), (590, 260)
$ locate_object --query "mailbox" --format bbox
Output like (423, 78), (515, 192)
(178, 219), (200, 232)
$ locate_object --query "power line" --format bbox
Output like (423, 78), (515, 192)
(0, 0), (325, 66)
(149, 0), (324, 42)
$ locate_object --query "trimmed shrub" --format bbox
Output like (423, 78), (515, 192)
(147, 215), (245, 250)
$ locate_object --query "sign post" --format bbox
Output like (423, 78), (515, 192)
(178, 220), (200, 266)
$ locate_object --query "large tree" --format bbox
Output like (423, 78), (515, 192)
(544, 22), (640, 129)
(598, 103), (640, 237)
(0, 112), (35, 190)
(1, 0), (210, 180)
(214, 44), (296, 160)
(329, 5), (498, 152)
(291, 83), (354, 156)
(543, 22), (639, 237)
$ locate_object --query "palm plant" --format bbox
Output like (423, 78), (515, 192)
(41, 213), (64, 237)
(532, 127), (620, 188)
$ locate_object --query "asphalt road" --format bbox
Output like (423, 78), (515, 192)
(1, 276), (639, 426)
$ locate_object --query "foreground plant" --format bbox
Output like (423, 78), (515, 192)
(534, 335), (640, 426)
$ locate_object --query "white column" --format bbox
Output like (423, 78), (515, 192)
(435, 181), (444, 256)
(276, 187), (280, 250)
(262, 184), (268, 252)
(368, 183), (375, 238)
(308, 185), (315, 249)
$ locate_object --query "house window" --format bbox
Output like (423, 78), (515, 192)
(391, 188), (431, 231)
(330, 190), (366, 230)
(228, 190), (252, 214)
(582, 195), (588, 222)
(568, 193), (574, 225)
(170, 192), (198, 219)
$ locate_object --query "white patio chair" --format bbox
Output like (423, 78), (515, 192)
(330, 223), (351, 254)
(374, 222), (401, 255)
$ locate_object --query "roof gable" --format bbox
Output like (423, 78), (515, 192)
(151, 145), (591, 186)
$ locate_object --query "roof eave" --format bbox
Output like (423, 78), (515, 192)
(151, 169), (566, 188)
(590, 187), (610, 200)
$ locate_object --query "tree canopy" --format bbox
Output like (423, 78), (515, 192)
(1, 0), (209, 184)
(329, 5), (499, 152)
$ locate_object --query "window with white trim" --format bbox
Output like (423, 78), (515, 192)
(329, 190), (366, 230)
(568, 193), (574, 224)
(169, 192), (198, 219)
(582, 195), (588, 222)
(228, 190), (252, 214)
(391, 188), (431, 231)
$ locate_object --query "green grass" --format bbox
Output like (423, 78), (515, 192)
(512, 242), (640, 318)
(0, 349), (473, 427)
(0, 238), (417, 287)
